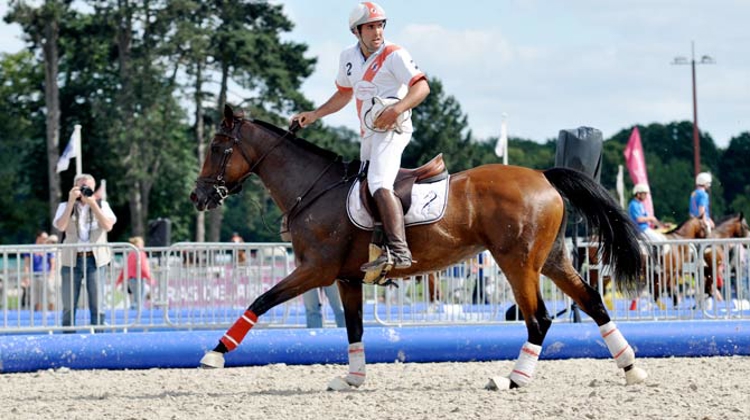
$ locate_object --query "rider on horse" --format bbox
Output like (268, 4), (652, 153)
(291, 2), (430, 272)
(690, 172), (715, 232)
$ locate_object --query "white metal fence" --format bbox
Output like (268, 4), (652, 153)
(1, 238), (748, 334)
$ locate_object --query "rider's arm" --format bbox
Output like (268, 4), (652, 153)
(292, 89), (353, 128)
(393, 78), (430, 116)
(375, 78), (430, 130)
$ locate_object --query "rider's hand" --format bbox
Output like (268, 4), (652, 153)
(374, 105), (398, 131)
(290, 111), (318, 129)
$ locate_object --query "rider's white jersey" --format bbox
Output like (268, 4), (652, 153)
(335, 41), (425, 137)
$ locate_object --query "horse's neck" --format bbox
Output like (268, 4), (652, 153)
(253, 139), (339, 213)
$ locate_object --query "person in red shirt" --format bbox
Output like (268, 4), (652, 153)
(116, 236), (153, 310)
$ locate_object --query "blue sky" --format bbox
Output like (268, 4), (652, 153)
(2, 1), (748, 148)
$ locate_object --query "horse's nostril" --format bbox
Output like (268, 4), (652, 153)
(189, 192), (198, 203)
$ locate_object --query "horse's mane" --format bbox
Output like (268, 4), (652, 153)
(252, 119), (341, 161)
(715, 213), (741, 226)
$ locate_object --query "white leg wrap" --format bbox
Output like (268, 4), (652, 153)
(345, 342), (366, 386)
(600, 321), (635, 369)
(508, 342), (542, 387)
(329, 342), (366, 390)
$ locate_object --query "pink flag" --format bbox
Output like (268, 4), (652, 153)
(623, 127), (654, 218)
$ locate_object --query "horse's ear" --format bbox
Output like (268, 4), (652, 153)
(224, 104), (234, 122)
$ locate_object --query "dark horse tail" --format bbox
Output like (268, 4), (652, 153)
(544, 167), (644, 293)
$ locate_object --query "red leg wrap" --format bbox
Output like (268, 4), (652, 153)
(220, 310), (258, 352)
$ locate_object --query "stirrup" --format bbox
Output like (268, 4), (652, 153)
(361, 248), (394, 272)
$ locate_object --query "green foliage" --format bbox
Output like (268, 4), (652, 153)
(0, 51), (47, 243)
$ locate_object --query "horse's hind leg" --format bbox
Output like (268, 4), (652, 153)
(327, 279), (367, 391)
(541, 241), (648, 385)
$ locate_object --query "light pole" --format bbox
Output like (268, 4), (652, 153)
(672, 41), (715, 178)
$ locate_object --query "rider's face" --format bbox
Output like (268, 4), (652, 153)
(356, 21), (385, 55)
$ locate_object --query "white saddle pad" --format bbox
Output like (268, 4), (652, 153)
(346, 176), (450, 231)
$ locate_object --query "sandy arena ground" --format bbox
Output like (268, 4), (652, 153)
(2, 356), (749, 420)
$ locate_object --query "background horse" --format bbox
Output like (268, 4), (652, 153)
(647, 217), (708, 308)
(703, 213), (750, 301)
(190, 105), (648, 390)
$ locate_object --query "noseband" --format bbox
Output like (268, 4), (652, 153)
(196, 118), (285, 203)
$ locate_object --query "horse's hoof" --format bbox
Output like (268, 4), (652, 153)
(199, 351), (225, 369)
(485, 376), (512, 391)
(327, 376), (353, 391)
(625, 366), (648, 385)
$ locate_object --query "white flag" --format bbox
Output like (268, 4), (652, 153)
(56, 131), (78, 173)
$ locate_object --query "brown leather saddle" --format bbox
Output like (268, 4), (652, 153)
(359, 154), (448, 219)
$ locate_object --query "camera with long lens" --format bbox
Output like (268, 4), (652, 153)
(79, 185), (94, 198)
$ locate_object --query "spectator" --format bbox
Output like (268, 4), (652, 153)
(303, 284), (346, 328)
(291, 2), (430, 272)
(628, 183), (665, 242)
(116, 236), (153, 310)
(230, 231), (247, 265)
(690, 172), (715, 231)
(22, 231), (56, 311)
(472, 251), (491, 304)
(53, 173), (117, 331)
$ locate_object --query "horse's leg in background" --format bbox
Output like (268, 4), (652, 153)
(427, 273), (441, 302)
(327, 278), (366, 391)
(200, 266), (335, 368)
(541, 237), (648, 385)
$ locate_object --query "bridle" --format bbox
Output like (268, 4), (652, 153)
(195, 117), (285, 204)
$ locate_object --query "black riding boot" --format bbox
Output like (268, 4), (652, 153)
(361, 188), (413, 272)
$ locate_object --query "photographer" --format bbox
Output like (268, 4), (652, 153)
(53, 173), (117, 331)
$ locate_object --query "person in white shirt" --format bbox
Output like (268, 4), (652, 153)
(53, 173), (117, 331)
(291, 2), (430, 272)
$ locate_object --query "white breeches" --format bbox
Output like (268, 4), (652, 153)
(361, 130), (412, 192)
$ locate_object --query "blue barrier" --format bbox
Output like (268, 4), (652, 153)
(1, 321), (749, 373)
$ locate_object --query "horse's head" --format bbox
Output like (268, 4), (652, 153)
(741, 212), (750, 237)
(190, 105), (254, 211)
(716, 212), (750, 238)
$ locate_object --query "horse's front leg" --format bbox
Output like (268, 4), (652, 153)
(200, 266), (334, 368)
(327, 278), (366, 391)
(486, 288), (551, 391)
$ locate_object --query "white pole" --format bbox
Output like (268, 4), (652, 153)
(74, 124), (82, 176)
(100, 179), (107, 201)
(616, 165), (625, 208)
(501, 113), (508, 165)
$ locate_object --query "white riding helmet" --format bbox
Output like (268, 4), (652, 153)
(696, 172), (712, 187)
(349, 2), (386, 33)
(633, 183), (650, 195)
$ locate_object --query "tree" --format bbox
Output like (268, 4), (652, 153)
(194, 1), (316, 241)
(0, 51), (46, 242)
(409, 77), (473, 170)
(6, 0), (70, 231)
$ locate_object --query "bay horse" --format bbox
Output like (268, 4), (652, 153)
(647, 217), (709, 308)
(703, 213), (750, 300)
(190, 105), (648, 390)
